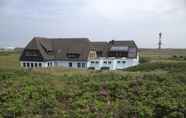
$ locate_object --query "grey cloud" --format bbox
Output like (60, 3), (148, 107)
(0, 0), (186, 48)
(0, 0), (9, 7)
(0, 1), (5, 7)
(0, 0), (85, 18)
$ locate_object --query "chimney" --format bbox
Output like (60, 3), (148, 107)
(109, 40), (115, 45)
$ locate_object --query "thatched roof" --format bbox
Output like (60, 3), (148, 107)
(20, 37), (138, 61)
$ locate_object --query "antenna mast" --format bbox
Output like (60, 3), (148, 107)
(158, 32), (162, 50)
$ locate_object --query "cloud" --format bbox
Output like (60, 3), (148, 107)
(0, 0), (186, 48)
(1, 0), (184, 19)
(82, 0), (186, 20)
(0, 0), (14, 7)
(0, 0), (85, 18)
(1, 0), (185, 17)
(0, 0), (6, 7)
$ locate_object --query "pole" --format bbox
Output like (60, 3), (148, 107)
(158, 33), (162, 50)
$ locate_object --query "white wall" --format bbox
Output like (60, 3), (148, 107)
(54, 61), (87, 69)
(21, 56), (139, 70)
(87, 56), (139, 70)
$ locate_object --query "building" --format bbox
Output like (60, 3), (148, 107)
(20, 37), (139, 70)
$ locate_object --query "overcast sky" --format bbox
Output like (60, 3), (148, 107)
(0, 0), (186, 48)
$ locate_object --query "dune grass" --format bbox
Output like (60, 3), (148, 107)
(0, 50), (186, 118)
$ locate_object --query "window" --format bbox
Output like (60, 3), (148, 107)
(35, 63), (38, 68)
(96, 61), (99, 64)
(108, 51), (128, 58)
(90, 48), (96, 51)
(66, 53), (80, 59)
(90, 54), (94, 58)
(31, 63), (34, 68)
(23, 63), (26, 67)
(82, 63), (86, 68)
(77, 63), (81, 68)
(122, 61), (126, 64)
(96, 51), (103, 57)
(110, 46), (128, 51)
(108, 61), (112, 64)
(69, 62), (72, 67)
(27, 63), (30, 67)
(89, 52), (96, 59)
(117, 61), (120, 64)
(103, 61), (107, 64)
(101, 67), (110, 70)
(128, 48), (137, 58)
(39, 63), (42, 67)
(91, 61), (95, 64)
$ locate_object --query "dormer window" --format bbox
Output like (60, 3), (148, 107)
(89, 47), (96, 51)
(96, 51), (103, 57)
(66, 53), (80, 59)
(25, 50), (39, 56)
(47, 50), (53, 55)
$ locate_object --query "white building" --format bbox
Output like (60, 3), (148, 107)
(87, 57), (139, 70)
(20, 37), (139, 70)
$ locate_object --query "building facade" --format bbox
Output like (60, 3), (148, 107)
(20, 37), (139, 70)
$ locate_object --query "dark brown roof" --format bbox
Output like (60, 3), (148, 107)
(20, 37), (138, 61)
(89, 42), (109, 57)
(52, 38), (90, 60)
(109, 40), (137, 48)
(21, 37), (89, 61)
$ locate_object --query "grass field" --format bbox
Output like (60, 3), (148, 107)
(0, 51), (20, 70)
(139, 49), (186, 62)
(0, 49), (186, 118)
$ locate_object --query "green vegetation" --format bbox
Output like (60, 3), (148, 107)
(0, 50), (186, 118)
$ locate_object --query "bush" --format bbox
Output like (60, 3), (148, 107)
(0, 69), (185, 118)
(126, 62), (186, 73)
